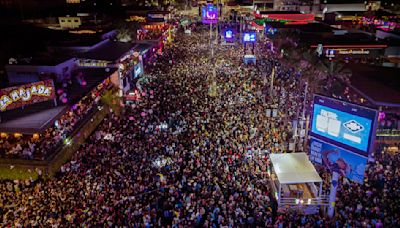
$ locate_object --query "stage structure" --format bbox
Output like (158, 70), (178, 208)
(269, 153), (328, 213)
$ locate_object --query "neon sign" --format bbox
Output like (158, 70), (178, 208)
(0, 80), (55, 112)
(202, 4), (218, 24)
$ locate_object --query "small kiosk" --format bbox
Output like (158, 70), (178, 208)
(269, 153), (327, 212)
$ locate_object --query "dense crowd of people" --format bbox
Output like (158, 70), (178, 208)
(0, 25), (399, 227)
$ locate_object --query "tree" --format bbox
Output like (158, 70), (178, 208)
(115, 20), (141, 42)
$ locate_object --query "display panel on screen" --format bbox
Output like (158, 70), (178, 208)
(243, 31), (256, 43)
(202, 4), (218, 24)
(310, 137), (367, 184)
(311, 95), (377, 155)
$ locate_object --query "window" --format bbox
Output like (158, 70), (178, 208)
(61, 20), (65, 22)
(74, 20), (79, 22)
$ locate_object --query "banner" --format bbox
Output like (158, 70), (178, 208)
(0, 80), (55, 112)
(310, 137), (367, 184)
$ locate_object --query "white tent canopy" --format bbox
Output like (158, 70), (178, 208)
(270, 152), (322, 185)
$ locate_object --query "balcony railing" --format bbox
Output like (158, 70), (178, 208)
(280, 195), (330, 206)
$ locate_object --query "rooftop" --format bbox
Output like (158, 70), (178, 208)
(81, 40), (136, 62)
(0, 23), (111, 67)
(0, 105), (67, 134)
(263, 21), (333, 33)
(335, 10), (398, 18)
(349, 64), (400, 107)
(305, 32), (387, 47)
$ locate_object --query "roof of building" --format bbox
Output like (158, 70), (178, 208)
(81, 40), (136, 62)
(50, 33), (105, 48)
(335, 9), (398, 17)
(270, 153), (323, 184)
(349, 64), (400, 107)
(263, 21), (334, 33)
(0, 23), (112, 66)
(305, 32), (387, 47)
(135, 42), (154, 54)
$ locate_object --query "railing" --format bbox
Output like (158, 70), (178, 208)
(41, 102), (102, 161)
(280, 195), (330, 206)
(375, 129), (400, 144)
(376, 129), (400, 137)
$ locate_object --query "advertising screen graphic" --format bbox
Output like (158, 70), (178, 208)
(243, 31), (256, 43)
(312, 104), (372, 152)
(311, 95), (377, 155)
(310, 138), (367, 184)
(202, 4), (218, 24)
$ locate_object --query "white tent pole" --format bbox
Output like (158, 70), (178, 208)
(278, 183), (281, 205)
(319, 181), (322, 198)
(328, 172), (339, 218)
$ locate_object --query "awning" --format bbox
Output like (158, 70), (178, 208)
(0, 106), (67, 134)
(270, 152), (322, 184)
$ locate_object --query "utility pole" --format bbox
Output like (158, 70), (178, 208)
(239, 16), (242, 44)
(215, 3), (218, 45)
(302, 81), (308, 120)
(328, 172), (339, 218)
(270, 66), (275, 96)
(210, 23), (213, 58)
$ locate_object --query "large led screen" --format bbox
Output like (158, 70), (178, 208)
(310, 137), (367, 184)
(202, 4), (218, 24)
(224, 28), (235, 42)
(242, 31), (256, 43)
(311, 95), (377, 155)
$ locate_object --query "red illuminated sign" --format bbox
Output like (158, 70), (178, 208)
(254, 12), (315, 23)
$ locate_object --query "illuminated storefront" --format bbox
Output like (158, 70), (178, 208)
(117, 52), (144, 96)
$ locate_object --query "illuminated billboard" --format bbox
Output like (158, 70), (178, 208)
(223, 28), (235, 42)
(0, 80), (56, 112)
(202, 4), (218, 24)
(311, 95), (377, 156)
(243, 31), (256, 43)
(310, 137), (367, 184)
